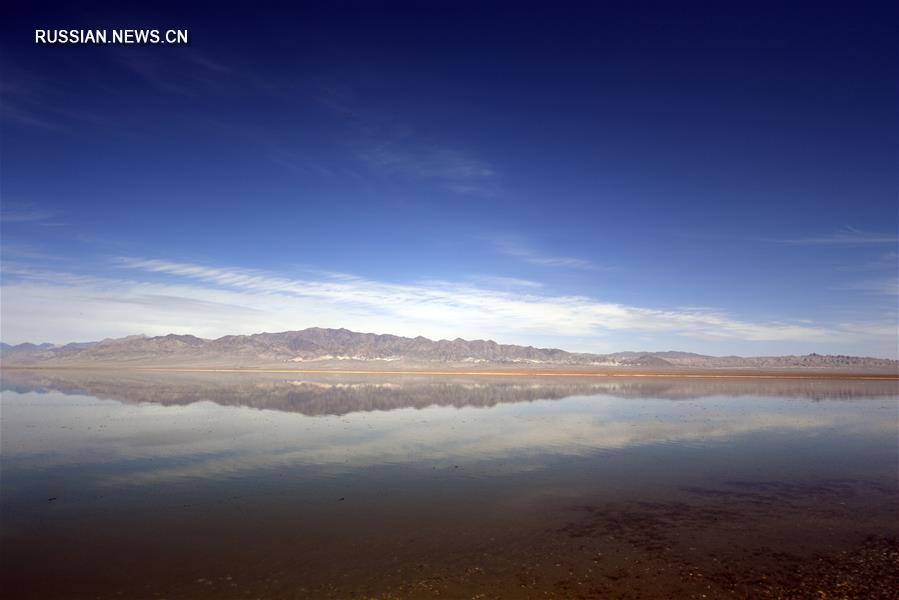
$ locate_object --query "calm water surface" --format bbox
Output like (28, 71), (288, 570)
(1, 371), (897, 599)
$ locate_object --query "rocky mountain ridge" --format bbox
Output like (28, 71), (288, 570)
(1, 328), (897, 371)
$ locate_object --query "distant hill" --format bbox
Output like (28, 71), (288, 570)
(0, 342), (56, 353)
(1, 327), (897, 372)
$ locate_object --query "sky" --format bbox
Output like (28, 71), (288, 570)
(1, 1), (897, 357)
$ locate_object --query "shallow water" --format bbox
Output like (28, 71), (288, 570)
(1, 370), (897, 599)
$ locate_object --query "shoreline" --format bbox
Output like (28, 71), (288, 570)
(2, 366), (897, 381)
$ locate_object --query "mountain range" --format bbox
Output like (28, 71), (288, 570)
(1, 327), (897, 372)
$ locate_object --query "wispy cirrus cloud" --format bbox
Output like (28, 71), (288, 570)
(494, 238), (603, 270)
(832, 250), (898, 297)
(0, 104), (62, 131)
(113, 49), (234, 97)
(781, 227), (899, 246)
(3, 256), (895, 355)
(0, 202), (59, 224)
(469, 275), (544, 289)
(836, 251), (898, 272)
(0, 243), (63, 261)
(315, 81), (498, 196)
(0, 256), (843, 344)
(1, 67), (115, 132)
(356, 142), (497, 196)
(836, 277), (899, 296)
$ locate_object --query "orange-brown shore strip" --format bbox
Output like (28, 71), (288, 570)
(3, 366), (895, 381)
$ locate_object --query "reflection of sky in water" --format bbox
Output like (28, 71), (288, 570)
(2, 384), (896, 490)
(2, 377), (897, 600)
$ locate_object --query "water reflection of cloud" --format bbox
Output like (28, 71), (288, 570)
(2, 389), (895, 487)
(3, 369), (897, 416)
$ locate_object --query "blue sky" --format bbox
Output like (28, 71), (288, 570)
(1, 1), (897, 357)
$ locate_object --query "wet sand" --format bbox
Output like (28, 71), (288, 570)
(5, 476), (895, 599)
(153, 368), (898, 382)
(5, 365), (899, 380)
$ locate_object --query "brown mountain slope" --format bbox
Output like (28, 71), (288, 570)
(2, 327), (897, 373)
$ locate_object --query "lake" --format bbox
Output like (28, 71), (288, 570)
(1, 370), (897, 599)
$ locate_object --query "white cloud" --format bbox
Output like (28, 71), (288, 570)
(469, 275), (544, 289)
(0, 203), (57, 223)
(0, 243), (63, 261)
(1, 256), (875, 353)
(356, 142), (497, 196)
(313, 81), (498, 196)
(836, 277), (899, 296)
(782, 227), (899, 246)
(494, 238), (603, 270)
(836, 251), (898, 272)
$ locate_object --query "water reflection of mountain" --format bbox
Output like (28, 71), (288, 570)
(1, 369), (896, 416)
